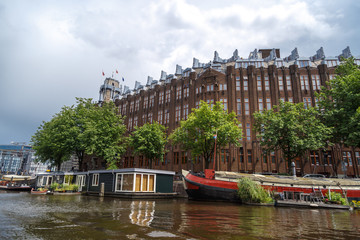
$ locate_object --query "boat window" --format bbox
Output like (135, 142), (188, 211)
(92, 174), (99, 186)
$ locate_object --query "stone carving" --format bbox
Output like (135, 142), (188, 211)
(264, 48), (277, 62)
(249, 49), (259, 60)
(175, 64), (183, 75)
(146, 76), (153, 86)
(123, 86), (130, 95)
(310, 47), (325, 61)
(284, 48), (299, 62)
(160, 70), (167, 81)
(338, 46), (352, 60)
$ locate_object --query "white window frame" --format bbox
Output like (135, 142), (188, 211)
(92, 173), (99, 186)
(115, 173), (156, 193)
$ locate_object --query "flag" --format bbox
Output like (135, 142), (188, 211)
(214, 134), (217, 139)
(116, 69), (118, 74)
(122, 77), (124, 82)
(102, 71), (105, 76)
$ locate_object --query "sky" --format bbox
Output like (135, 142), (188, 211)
(0, 0), (359, 145)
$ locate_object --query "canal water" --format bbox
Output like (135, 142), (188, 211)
(1, 192), (360, 240)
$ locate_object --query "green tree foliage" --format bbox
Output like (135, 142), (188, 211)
(129, 122), (167, 168)
(169, 101), (242, 169)
(317, 57), (360, 148)
(31, 113), (72, 170)
(237, 177), (272, 203)
(253, 101), (332, 169)
(31, 98), (127, 170)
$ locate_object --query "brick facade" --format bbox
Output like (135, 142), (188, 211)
(91, 47), (360, 178)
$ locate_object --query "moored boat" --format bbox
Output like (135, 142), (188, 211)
(182, 169), (360, 202)
(0, 175), (32, 191)
(30, 188), (48, 195)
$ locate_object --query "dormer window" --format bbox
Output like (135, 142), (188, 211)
(299, 60), (309, 68)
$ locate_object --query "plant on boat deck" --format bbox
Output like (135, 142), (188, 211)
(351, 200), (360, 208)
(49, 182), (59, 191)
(237, 177), (273, 204)
(324, 192), (349, 205)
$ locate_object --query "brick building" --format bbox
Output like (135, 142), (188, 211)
(94, 46), (360, 178)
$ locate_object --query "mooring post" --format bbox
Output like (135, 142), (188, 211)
(100, 182), (105, 197)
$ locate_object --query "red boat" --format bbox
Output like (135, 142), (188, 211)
(182, 169), (360, 202)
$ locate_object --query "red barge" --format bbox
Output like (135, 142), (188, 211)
(182, 169), (360, 202)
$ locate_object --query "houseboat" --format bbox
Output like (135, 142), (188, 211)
(182, 169), (360, 202)
(0, 174), (32, 191)
(33, 168), (177, 198)
(87, 168), (176, 198)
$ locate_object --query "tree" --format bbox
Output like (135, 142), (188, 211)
(317, 57), (360, 148)
(169, 101), (242, 169)
(129, 122), (167, 168)
(253, 101), (332, 171)
(31, 113), (72, 170)
(31, 98), (127, 170)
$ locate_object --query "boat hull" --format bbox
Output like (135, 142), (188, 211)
(0, 185), (32, 191)
(182, 170), (360, 202)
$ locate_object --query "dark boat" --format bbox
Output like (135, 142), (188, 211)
(182, 169), (360, 202)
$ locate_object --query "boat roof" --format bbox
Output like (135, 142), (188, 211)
(215, 171), (360, 187)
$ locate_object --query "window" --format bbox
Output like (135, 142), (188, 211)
(236, 77), (241, 91)
(236, 98), (241, 115)
(299, 60), (309, 68)
(174, 152), (179, 165)
(286, 76), (292, 91)
(142, 114), (147, 124)
(257, 76), (262, 91)
(159, 91), (164, 105)
(271, 151), (276, 164)
(135, 99), (140, 111)
(244, 77), (248, 91)
(149, 94), (154, 108)
(220, 150), (229, 163)
(176, 87), (182, 100)
(258, 98), (263, 112)
(310, 151), (319, 165)
(278, 76), (284, 91)
(207, 84), (214, 92)
(130, 101), (134, 112)
(329, 74), (336, 80)
(181, 152), (188, 164)
(303, 97), (311, 109)
(264, 76), (270, 91)
(247, 150), (252, 163)
(165, 90), (170, 103)
(196, 87), (202, 94)
(327, 60), (338, 67)
(158, 110), (163, 124)
(266, 98), (271, 110)
(343, 152), (353, 166)
(276, 61), (283, 68)
(239, 148), (244, 163)
(300, 75), (309, 90)
(183, 104), (188, 120)
(175, 106), (181, 122)
(207, 99), (214, 108)
(219, 98), (227, 111)
(195, 101), (200, 109)
(244, 98), (249, 115)
(143, 96), (148, 109)
(288, 97), (293, 103)
(164, 110), (169, 124)
(323, 151), (332, 165)
(115, 173), (155, 192)
(356, 152), (360, 165)
(219, 83), (227, 91)
(148, 112), (153, 123)
(311, 75), (321, 90)
(246, 123), (251, 140)
(128, 117), (133, 130)
(134, 116), (138, 127)
(263, 150), (267, 163)
(92, 174), (99, 186)
(184, 87), (189, 98)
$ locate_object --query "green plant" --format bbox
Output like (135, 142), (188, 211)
(325, 192), (349, 205)
(351, 200), (360, 208)
(50, 182), (59, 191)
(237, 177), (273, 203)
(71, 184), (79, 192)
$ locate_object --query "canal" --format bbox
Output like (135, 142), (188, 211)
(1, 192), (360, 239)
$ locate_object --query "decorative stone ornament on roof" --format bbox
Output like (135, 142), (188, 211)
(284, 47), (299, 62)
(338, 46), (352, 60)
(310, 47), (325, 62)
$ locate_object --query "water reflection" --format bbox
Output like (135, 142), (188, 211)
(0, 193), (359, 239)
